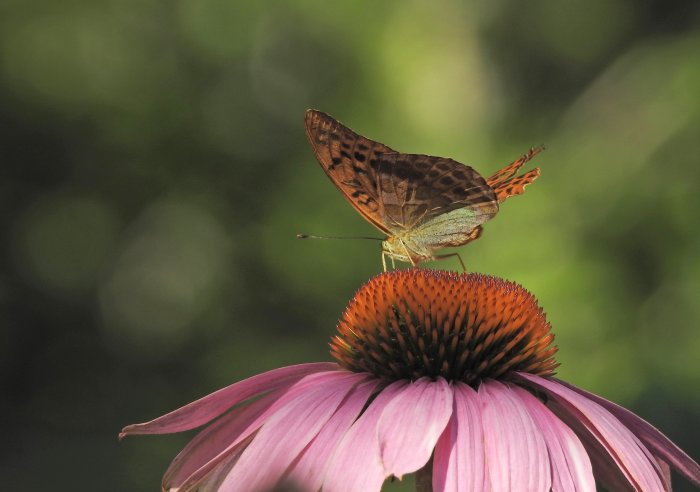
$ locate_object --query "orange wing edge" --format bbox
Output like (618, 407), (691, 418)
(486, 146), (544, 203)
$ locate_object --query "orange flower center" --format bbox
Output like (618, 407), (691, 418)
(330, 269), (558, 385)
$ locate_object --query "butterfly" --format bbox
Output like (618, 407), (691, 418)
(304, 109), (542, 271)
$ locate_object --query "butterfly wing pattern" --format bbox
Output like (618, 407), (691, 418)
(486, 146), (543, 203)
(304, 109), (396, 235)
(304, 109), (541, 270)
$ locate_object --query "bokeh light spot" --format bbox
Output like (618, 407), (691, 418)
(13, 192), (120, 297)
(98, 200), (234, 355)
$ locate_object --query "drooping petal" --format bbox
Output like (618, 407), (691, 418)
(176, 434), (254, 492)
(377, 377), (453, 478)
(433, 383), (486, 492)
(285, 379), (380, 490)
(516, 373), (665, 491)
(166, 370), (361, 491)
(323, 381), (409, 492)
(479, 380), (551, 492)
(580, 429), (639, 491)
(557, 378), (700, 487)
(216, 371), (367, 492)
(655, 459), (673, 491)
(163, 389), (283, 490)
(120, 362), (338, 436)
(511, 386), (595, 491)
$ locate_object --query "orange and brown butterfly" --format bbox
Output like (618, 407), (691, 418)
(303, 109), (542, 271)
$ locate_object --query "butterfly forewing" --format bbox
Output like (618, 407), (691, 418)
(304, 110), (396, 234)
(305, 110), (498, 234)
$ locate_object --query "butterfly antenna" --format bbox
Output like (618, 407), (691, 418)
(297, 234), (384, 241)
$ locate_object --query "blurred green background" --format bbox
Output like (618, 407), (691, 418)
(1, 0), (700, 490)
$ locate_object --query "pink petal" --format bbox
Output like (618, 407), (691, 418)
(120, 362), (338, 437)
(378, 377), (453, 478)
(285, 379), (380, 490)
(163, 389), (282, 490)
(217, 371), (367, 492)
(323, 380), (409, 492)
(655, 459), (672, 491)
(175, 434), (253, 492)
(511, 386), (595, 491)
(479, 380), (551, 492)
(636, 431), (672, 491)
(166, 370), (361, 491)
(516, 373), (665, 491)
(557, 378), (700, 487)
(581, 430), (639, 491)
(433, 383), (486, 492)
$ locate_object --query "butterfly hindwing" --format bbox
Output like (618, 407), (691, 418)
(487, 146), (543, 204)
(374, 153), (498, 231)
(490, 168), (540, 203)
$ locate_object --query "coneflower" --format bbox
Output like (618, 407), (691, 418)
(121, 270), (700, 491)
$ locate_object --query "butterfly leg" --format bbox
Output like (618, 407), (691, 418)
(382, 251), (399, 271)
(398, 239), (418, 268)
(434, 253), (467, 272)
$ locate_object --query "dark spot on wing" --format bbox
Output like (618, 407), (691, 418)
(394, 166), (423, 181)
(414, 160), (431, 172)
(351, 190), (373, 206)
(460, 188), (492, 203)
(352, 164), (368, 176)
(453, 186), (469, 198)
(440, 176), (454, 186)
(436, 161), (451, 172)
(354, 152), (366, 162)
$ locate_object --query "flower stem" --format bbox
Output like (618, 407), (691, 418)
(415, 456), (433, 492)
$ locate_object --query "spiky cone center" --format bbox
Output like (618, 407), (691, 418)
(330, 269), (558, 385)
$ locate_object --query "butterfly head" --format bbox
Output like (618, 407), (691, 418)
(381, 236), (433, 265)
(381, 237), (407, 263)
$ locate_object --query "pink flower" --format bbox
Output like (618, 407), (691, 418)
(121, 270), (700, 491)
